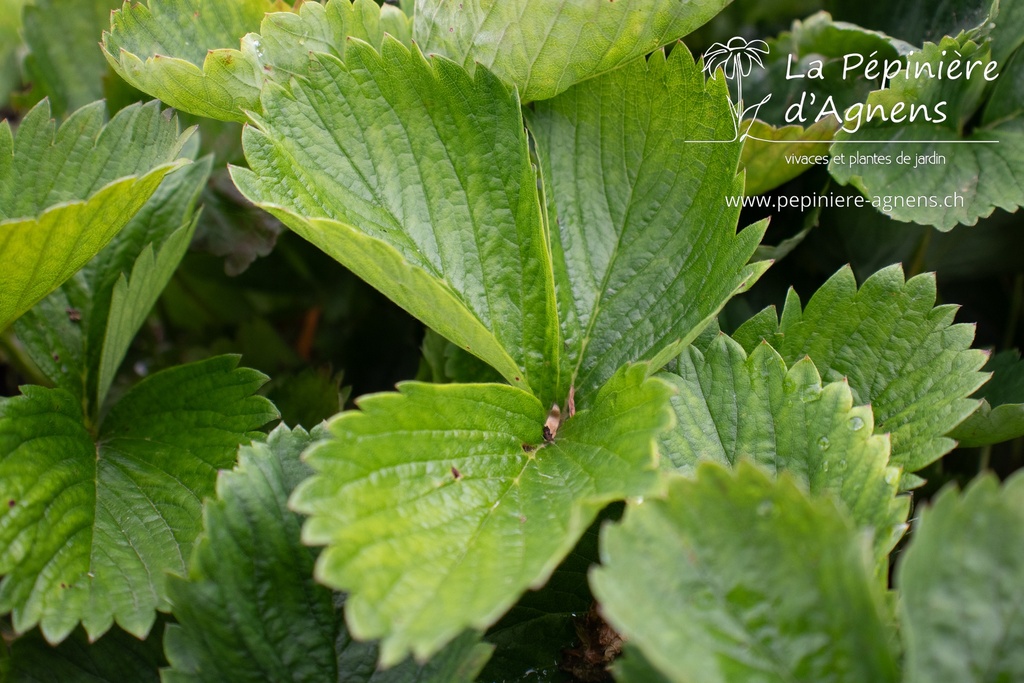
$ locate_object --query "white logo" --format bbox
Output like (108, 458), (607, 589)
(701, 37), (772, 141)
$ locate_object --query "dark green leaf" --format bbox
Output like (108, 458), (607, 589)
(592, 463), (900, 683)
(0, 356), (277, 643)
(3, 625), (164, 683)
(21, 0), (122, 117)
(529, 47), (767, 401)
(950, 349), (1024, 447)
(897, 472), (1024, 683)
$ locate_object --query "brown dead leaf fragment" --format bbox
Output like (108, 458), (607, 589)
(560, 603), (623, 682)
(543, 403), (561, 441)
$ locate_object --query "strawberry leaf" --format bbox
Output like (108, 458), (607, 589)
(290, 364), (673, 665)
(897, 472), (1024, 683)
(103, 0), (411, 122)
(3, 624), (165, 682)
(829, 36), (1024, 229)
(14, 156), (212, 417)
(231, 40), (563, 404)
(528, 47), (767, 401)
(661, 335), (908, 562)
(0, 100), (193, 331)
(733, 265), (989, 473)
(413, 0), (733, 102)
(0, 356), (277, 644)
(950, 349), (1024, 447)
(163, 425), (492, 682)
(592, 463), (900, 683)
(22, 0), (122, 116)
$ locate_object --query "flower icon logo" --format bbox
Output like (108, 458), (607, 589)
(702, 37), (771, 141)
(703, 37), (770, 80)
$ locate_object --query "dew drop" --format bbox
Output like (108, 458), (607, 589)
(817, 436), (831, 451)
(848, 416), (865, 431)
(838, 459), (848, 471)
(757, 500), (774, 517)
(821, 460), (830, 472)
(884, 469), (898, 485)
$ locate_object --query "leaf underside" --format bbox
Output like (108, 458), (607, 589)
(103, 0), (412, 122)
(0, 100), (192, 331)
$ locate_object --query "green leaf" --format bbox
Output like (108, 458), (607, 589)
(828, 0), (992, 50)
(950, 349), (1024, 447)
(742, 11), (910, 127)
(660, 335), (908, 561)
(828, 35), (1024, 229)
(103, 0), (412, 122)
(984, 44), (1024, 125)
(290, 364), (673, 665)
(614, 645), (674, 683)
(413, 0), (732, 102)
(733, 265), (988, 473)
(3, 625), (164, 683)
(232, 40), (562, 404)
(163, 425), (491, 682)
(14, 156), (213, 417)
(417, 329), (504, 385)
(989, 0), (1024, 64)
(528, 47), (767, 401)
(897, 472), (1024, 683)
(102, 0), (276, 122)
(266, 367), (347, 429)
(740, 118), (838, 196)
(0, 356), (277, 644)
(0, 0), (28, 107)
(22, 0), (123, 117)
(591, 462), (900, 683)
(0, 100), (193, 331)
(479, 510), (606, 682)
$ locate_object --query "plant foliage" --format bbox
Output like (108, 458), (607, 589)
(0, 0), (1022, 680)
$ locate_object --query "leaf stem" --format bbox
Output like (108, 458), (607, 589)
(907, 229), (932, 277)
(1002, 273), (1024, 351)
(0, 329), (51, 389)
